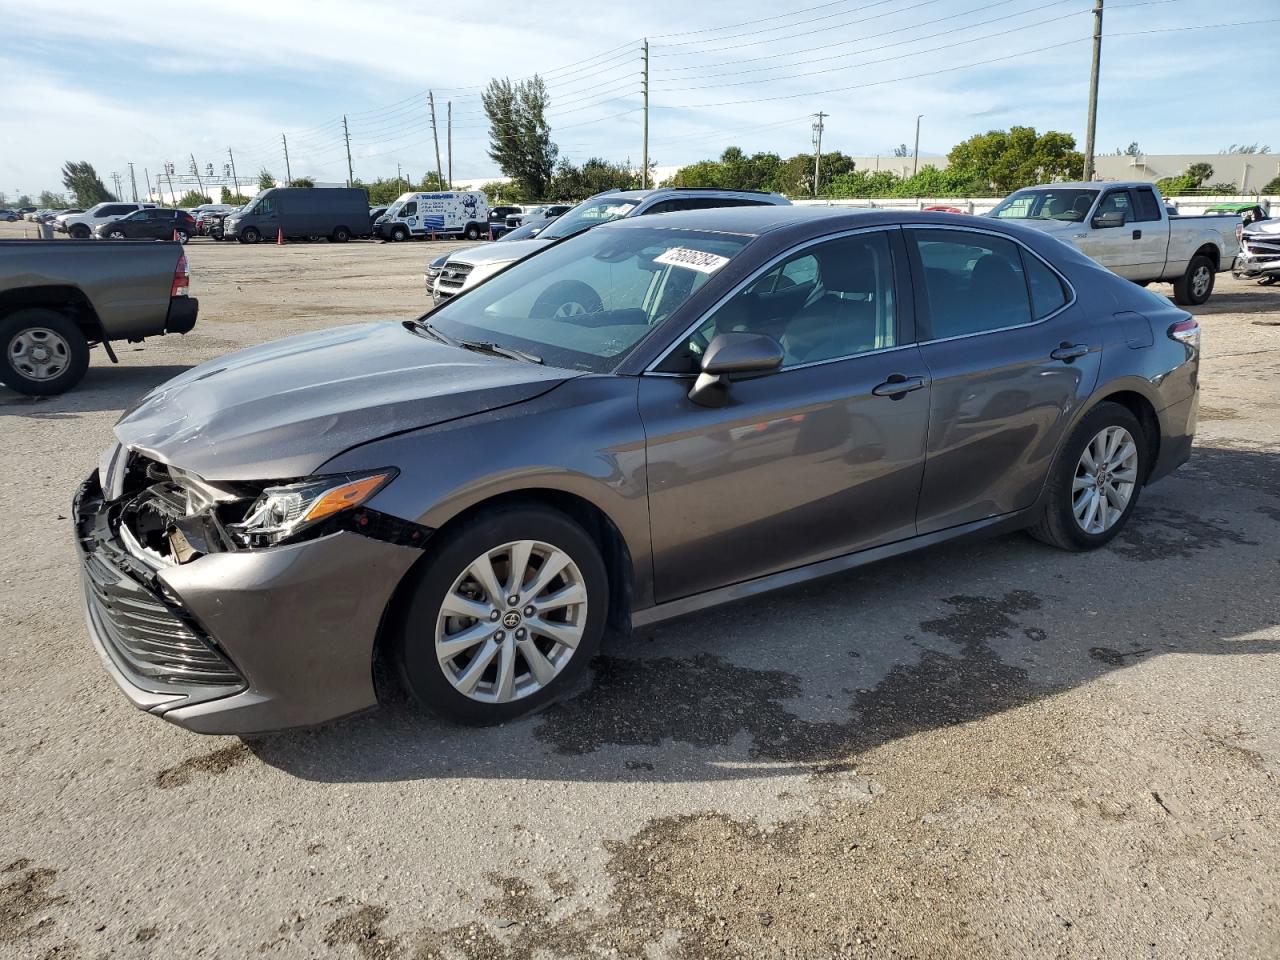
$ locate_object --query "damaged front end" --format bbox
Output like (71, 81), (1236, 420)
(1232, 224), (1280, 282)
(74, 448), (433, 733)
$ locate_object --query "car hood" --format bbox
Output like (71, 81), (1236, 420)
(1244, 218), (1280, 238)
(113, 321), (576, 481)
(448, 236), (552, 267)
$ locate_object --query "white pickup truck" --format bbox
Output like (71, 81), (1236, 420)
(988, 181), (1241, 305)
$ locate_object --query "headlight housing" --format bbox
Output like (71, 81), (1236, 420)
(229, 469), (396, 548)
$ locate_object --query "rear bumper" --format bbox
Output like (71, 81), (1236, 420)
(1150, 392), (1198, 484)
(74, 470), (423, 734)
(165, 296), (198, 334)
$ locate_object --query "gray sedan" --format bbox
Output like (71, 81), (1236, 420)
(74, 207), (1200, 733)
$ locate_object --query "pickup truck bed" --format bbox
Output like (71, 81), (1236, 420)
(0, 240), (197, 395)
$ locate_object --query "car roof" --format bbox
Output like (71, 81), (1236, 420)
(591, 187), (788, 204)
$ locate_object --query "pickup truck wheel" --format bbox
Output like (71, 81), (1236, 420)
(1173, 254), (1215, 306)
(70, 225), (91, 239)
(0, 309), (90, 396)
(242, 227), (261, 244)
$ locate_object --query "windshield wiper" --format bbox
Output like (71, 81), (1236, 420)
(405, 318), (459, 346)
(457, 339), (543, 364)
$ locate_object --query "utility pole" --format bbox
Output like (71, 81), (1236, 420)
(144, 167), (153, 202)
(811, 112), (828, 197)
(642, 38), (650, 189)
(111, 172), (122, 200)
(282, 133), (292, 186)
(1082, 0), (1104, 181)
(912, 115), (923, 177)
(227, 147), (239, 198)
(127, 162), (138, 202)
(428, 92), (444, 189)
(190, 154), (205, 200)
(342, 115), (354, 187)
(447, 101), (453, 188)
(396, 163), (403, 196)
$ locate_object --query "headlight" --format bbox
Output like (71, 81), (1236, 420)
(229, 469), (396, 547)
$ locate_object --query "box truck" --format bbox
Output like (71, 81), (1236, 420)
(375, 191), (491, 242)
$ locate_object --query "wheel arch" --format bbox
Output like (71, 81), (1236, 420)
(1076, 384), (1162, 481)
(1193, 243), (1220, 270)
(0, 285), (106, 344)
(372, 486), (637, 697)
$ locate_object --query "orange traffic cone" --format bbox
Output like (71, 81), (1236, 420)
(276, 228), (285, 245)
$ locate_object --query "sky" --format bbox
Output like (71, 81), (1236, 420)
(2, 0), (1278, 199)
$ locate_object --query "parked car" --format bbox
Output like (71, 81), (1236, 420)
(60, 202), (158, 238)
(1204, 201), (1270, 227)
(0, 209), (18, 222)
(423, 251), (450, 296)
(369, 206), (388, 224)
(375, 191), (491, 242)
(489, 205), (522, 224)
(72, 206), (1199, 733)
(94, 208), (197, 243)
(17, 207), (36, 216)
(505, 204), (573, 230)
(1232, 216), (1280, 285)
(922, 205), (966, 215)
(989, 182), (1241, 305)
(432, 187), (791, 303)
(498, 218), (553, 242)
(223, 187), (372, 243)
(0, 238), (196, 395)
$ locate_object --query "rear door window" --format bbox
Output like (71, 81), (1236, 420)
(1021, 251), (1069, 318)
(910, 230), (1033, 338)
(1132, 187), (1162, 222)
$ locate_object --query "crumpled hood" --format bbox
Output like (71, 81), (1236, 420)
(114, 322), (574, 481)
(1244, 217), (1280, 238)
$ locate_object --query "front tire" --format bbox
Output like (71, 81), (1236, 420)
(70, 225), (91, 239)
(0, 309), (90, 396)
(242, 226), (261, 244)
(465, 223), (482, 241)
(1173, 254), (1215, 306)
(391, 226), (409, 242)
(1029, 401), (1147, 551)
(396, 505), (608, 724)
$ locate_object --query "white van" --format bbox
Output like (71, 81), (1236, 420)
(375, 191), (490, 242)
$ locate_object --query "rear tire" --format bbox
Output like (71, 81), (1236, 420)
(175, 230), (189, 244)
(70, 225), (91, 239)
(331, 226), (351, 243)
(1173, 254), (1215, 306)
(0, 309), (90, 396)
(1258, 275), (1278, 286)
(1028, 401), (1147, 551)
(395, 504), (608, 725)
(465, 223), (482, 241)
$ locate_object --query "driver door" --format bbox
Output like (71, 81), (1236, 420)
(638, 228), (931, 603)
(1082, 188), (1141, 278)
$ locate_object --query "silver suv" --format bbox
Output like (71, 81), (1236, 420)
(430, 188), (790, 303)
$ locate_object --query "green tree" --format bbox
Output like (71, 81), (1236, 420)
(1261, 174), (1280, 194)
(177, 190), (212, 206)
(258, 169), (276, 191)
(60, 161), (114, 206)
(220, 186), (252, 205)
(1157, 163), (1214, 196)
(947, 127), (1083, 192)
(479, 180), (513, 202)
(16, 194), (32, 208)
(550, 157), (639, 199)
(482, 75), (558, 198)
(290, 177), (315, 188)
(38, 190), (67, 208)
(418, 171), (448, 191)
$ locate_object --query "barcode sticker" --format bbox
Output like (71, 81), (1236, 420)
(654, 247), (731, 274)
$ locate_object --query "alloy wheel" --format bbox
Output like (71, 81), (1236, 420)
(435, 540), (587, 704)
(9, 327), (71, 382)
(1072, 425), (1139, 535)
(1192, 265), (1211, 299)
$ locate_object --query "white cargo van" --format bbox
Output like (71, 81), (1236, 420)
(375, 191), (490, 242)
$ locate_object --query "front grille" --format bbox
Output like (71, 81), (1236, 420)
(83, 549), (243, 692)
(1243, 238), (1280, 257)
(435, 261), (474, 293)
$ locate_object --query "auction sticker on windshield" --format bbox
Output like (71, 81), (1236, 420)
(655, 247), (732, 274)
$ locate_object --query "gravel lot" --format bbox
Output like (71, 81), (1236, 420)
(2, 224), (1278, 959)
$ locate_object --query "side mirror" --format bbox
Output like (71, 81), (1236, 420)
(1092, 210), (1126, 229)
(688, 332), (784, 408)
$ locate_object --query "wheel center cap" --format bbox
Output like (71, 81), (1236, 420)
(502, 611), (522, 629)
(31, 346), (49, 362)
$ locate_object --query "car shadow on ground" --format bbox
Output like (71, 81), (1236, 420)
(1192, 286), (1280, 317)
(245, 443), (1280, 786)
(0, 364), (192, 416)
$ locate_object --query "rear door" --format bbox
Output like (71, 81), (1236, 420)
(906, 227), (1102, 534)
(1127, 186), (1169, 279)
(640, 227), (931, 601)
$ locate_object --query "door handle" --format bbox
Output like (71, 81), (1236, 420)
(1132, 229), (1142, 239)
(1050, 343), (1089, 362)
(872, 374), (927, 398)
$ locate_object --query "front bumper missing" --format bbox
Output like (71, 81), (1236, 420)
(1232, 253), (1280, 279)
(74, 470), (426, 734)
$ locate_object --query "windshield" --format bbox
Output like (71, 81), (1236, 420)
(426, 225), (751, 373)
(540, 196), (641, 240)
(501, 219), (546, 241)
(990, 189), (1099, 222)
(385, 200), (405, 218)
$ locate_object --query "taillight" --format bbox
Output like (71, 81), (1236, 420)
(1168, 318), (1199, 348)
(170, 252), (189, 297)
